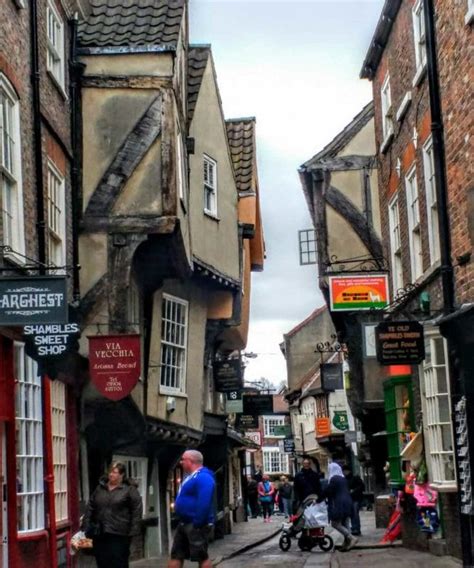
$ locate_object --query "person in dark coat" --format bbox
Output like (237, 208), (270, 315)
(320, 463), (357, 551)
(294, 458), (321, 505)
(83, 461), (143, 568)
(343, 465), (365, 536)
(246, 475), (260, 518)
(253, 467), (263, 484)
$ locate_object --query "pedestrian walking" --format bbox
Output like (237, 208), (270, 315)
(320, 462), (357, 551)
(253, 466), (263, 483)
(278, 476), (294, 517)
(257, 474), (275, 522)
(343, 465), (365, 536)
(83, 461), (143, 568)
(294, 457), (321, 505)
(168, 450), (216, 568)
(246, 475), (260, 518)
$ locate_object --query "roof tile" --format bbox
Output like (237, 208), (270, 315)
(225, 118), (256, 193)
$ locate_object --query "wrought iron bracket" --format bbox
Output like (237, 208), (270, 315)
(316, 334), (347, 353)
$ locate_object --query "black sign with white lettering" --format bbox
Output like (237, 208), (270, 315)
(0, 277), (68, 325)
(376, 321), (425, 365)
(23, 322), (80, 361)
(243, 394), (273, 416)
(283, 438), (295, 453)
(321, 363), (343, 391)
(235, 414), (259, 429)
(213, 359), (242, 392)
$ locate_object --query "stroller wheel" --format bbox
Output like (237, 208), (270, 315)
(279, 534), (291, 552)
(297, 534), (314, 551)
(318, 535), (334, 552)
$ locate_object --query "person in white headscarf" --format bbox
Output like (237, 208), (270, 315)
(320, 462), (357, 551)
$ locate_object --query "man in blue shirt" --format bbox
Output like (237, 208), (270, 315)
(169, 450), (215, 568)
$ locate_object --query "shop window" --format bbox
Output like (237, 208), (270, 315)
(421, 333), (456, 489)
(384, 375), (414, 485)
(113, 455), (148, 512)
(262, 448), (289, 474)
(160, 294), (188, 394)
(14, 343), (45, 532)
(263, 415), (285, 437)
(51, 380), (68, 522)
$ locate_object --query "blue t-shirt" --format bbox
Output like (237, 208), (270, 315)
(175, 467), (216, 527)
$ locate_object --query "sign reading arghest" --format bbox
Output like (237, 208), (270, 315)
(375, 321), (425, 365)
(0, 276), (68, 325)
(89, 335), (141, 401)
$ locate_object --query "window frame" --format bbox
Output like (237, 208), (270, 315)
(203, 155), (217, 217)
(388, 195), (403, 293)
(466, 0), (474, 24)
(14, 343), (45, 533)
(176, 123), (187, 205)
(380, 73), (394, 151)
(262, 447), (289, 475)
(422, 137), (440, 265)
(420, 331), (456, 490)
(159, 293), (189, 395)
(112, 455), (148, 513)
(263, 415), (286, 438)
(0, 73), (25, 263)
(46, 0), (66, 91)
(298, 229), (317, 266)
(46, 160), (66, 268)
(50, 379), (68, 523)
(405, 165), (423, 281)
(412, 0), (427, 85)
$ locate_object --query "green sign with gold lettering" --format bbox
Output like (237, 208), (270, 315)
(332, 411), (349, 432)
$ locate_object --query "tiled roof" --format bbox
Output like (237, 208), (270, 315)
(188, 45), (211, 125)
(284, 305), (327, 338)
(225, 118), (256, 193)
(77, 0), (185, 49)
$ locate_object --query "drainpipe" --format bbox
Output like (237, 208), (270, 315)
(423, 1), (471, 564)
(30, 0), (46, 270)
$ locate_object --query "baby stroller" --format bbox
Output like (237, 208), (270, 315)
(279, 494), (334, 552)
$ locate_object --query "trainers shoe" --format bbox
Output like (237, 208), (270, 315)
(345, 536), (358, 551)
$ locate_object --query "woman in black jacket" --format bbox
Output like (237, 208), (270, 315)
(83, 462), (143, 568)
(320, 463), (357, 551)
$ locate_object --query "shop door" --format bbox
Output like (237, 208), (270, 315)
(0, 423), (7, 568)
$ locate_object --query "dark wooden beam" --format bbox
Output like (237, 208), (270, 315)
(316, 154), (375, 172)
(82, 75), (172, 90)
(81, 215), (177, 234)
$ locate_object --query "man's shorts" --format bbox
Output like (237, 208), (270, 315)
(170, 522), (210, 562)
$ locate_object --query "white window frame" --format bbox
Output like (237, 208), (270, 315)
(176, 124), (187, 204)
(159, 293), (188, 395)
(380, 73), (393, 151)
(203, 155), (217, 217)
(47, 161), (66, 268)
(112, 455), (147, 513)
(50, 380), (68, 523)
(263, 415), (286, 438)
(388, 195), (403, 293)
(14, 343), (45, 533)
(301, 399), (315, 434)
(412, 0), (427, 85)
(0, 73), (25, 263)
(46, 0), (65, 90)
(262, 447), (289, 475)
(466, 0), (474, 24)
(422, 137), (440, 265)
(405, 165), (423, 281)
(420, 331), (456, 490)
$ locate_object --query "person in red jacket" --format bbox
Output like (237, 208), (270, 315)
(257, 474), (275, 522)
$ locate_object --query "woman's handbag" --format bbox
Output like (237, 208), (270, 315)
(84, 520), (103, 539)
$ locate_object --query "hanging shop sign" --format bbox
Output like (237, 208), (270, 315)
(244, 431), (261, 446)
(243, 394), (273, 416)
(375, 321), (425, 365)
(236, 414), (259, 429)
(283, 438), (296, 453)
(321, 363), (343, 391)
(213, 359), (242, 392)
(329, 275), (389, 312)
(332, 411), (349, 432)
(88, 335), (141, 401)
(23, 322), (80, 360)
(273, 424), (292, 437)
(316, 417), (331, 438)
(226, 390), (243, 413)
(0, 276), (68, 325)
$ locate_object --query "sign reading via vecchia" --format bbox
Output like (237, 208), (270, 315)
(89, 335), (141, 401)
(0, 276), (68, 325)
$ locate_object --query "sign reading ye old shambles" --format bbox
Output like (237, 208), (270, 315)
(89, 335), (141, 401)
(376, 321), (425, 365)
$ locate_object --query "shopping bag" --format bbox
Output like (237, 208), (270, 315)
(303, 501), (329, 528)
(70, 530), (93, 555)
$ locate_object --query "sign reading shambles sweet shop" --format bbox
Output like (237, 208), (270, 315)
(0, 276), (68, 325)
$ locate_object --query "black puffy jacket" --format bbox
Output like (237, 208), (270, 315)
(83, 478), (143, 537)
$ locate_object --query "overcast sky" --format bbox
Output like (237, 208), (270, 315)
(190, 0), (384, 386)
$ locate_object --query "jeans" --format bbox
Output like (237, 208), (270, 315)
(331, 517), (351, 540)
(281, 498), (293, 517)
(351, 501), (361, 534)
